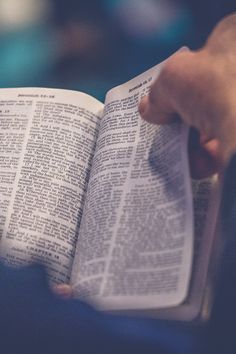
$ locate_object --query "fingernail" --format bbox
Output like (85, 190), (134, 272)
(53, 284), (73, 299)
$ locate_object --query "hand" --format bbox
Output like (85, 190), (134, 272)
(139, 13), (236, 177)
(188, 128), (222, 179)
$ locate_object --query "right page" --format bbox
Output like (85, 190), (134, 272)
(71, 59), (194, 311)
(186, 177), (221, 320)
(147, 176), (221, 321)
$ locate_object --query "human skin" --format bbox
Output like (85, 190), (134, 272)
(139, 13), (236, 178)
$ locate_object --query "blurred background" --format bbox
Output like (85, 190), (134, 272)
(0, 0), (235, 101)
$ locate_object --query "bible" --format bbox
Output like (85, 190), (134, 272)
(0, 54), (221, 321)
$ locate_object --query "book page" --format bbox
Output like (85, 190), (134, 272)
(182, 177), (221, 319)
(182, 178), (220, 317)
(0, 88), (103, 283)
(71, 61), (194, 310)
(145, 177), (221, 320)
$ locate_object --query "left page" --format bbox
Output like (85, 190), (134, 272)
(0, 88), (103, 283)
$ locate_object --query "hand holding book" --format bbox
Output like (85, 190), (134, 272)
(1, 15), (230, 320)
(52, 13), (236, 316)
(139, 13), (236, 171)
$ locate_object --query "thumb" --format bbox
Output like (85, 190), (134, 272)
(139, 90), (177, 125)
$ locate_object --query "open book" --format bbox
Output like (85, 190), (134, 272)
(0, 55), (221, 321)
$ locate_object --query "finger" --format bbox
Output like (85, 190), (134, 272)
(139, 51), (193, 125)
(139, 86), (176, 125)
(53, 284), (74, 299)
(189, 142), (220, 179)
(188, 128), (223, 179)
(201, 138), (224, 169)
